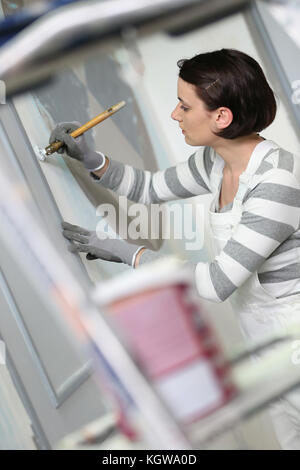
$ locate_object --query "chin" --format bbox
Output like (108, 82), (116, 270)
(185, 136), (201, 146)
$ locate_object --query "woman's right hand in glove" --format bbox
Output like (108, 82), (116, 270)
(49, 121), (106, 172)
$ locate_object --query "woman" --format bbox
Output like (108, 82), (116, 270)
(50, 49), (300, 449)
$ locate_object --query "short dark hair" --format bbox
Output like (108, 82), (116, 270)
(177, 49), (277, 139)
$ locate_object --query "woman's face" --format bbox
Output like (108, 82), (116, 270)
(171, 77), (217, 146)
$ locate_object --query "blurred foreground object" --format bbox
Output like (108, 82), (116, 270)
(93, 258), (237, 432)
(0, 0), (251, 96)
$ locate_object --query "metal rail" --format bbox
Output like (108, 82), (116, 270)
(0, 0), (251, 96)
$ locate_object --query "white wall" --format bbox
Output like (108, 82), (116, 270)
(138, 11), (300, 164)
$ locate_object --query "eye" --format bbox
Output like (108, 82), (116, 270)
(180, 105), (189, 112)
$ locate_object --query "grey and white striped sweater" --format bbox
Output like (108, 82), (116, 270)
(94, 143), (300, 303)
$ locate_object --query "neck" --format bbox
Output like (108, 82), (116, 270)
(212, 134), (265, 175)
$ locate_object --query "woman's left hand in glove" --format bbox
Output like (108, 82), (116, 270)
(62, 221), (145, 267)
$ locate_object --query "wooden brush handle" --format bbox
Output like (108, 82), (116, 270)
(70, 102), (125, 138)
(45, 101), (126, 156)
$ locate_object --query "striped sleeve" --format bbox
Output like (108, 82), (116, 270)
(93, 147), (212, 204)
(195, 170), (300, 302)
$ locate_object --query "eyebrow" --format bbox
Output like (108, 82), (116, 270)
(178, 97), (191, 107)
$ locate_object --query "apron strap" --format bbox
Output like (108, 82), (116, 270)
(234, 172), (252, 203)
(210, 154), (224, 194)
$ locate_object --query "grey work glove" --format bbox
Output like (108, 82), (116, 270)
(49, 121), (105, 172)
(62, 221), (145, 267)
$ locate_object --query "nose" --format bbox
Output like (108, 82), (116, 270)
(171, 103), (182, 121)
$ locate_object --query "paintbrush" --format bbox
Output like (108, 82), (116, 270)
(35, 100), (126, 161)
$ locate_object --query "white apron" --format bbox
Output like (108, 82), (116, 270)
(209, 140), (300, 449)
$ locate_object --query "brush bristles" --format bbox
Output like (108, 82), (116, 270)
(34, 146), (46, 161)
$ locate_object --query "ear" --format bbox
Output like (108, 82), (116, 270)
(214, 107), (233, 130)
